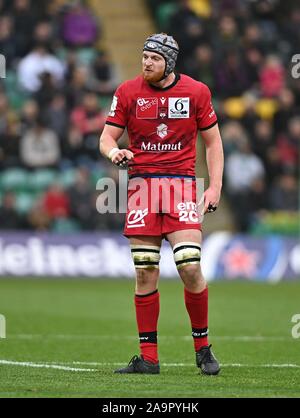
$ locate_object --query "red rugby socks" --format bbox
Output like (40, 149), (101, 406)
(184, 286), (209, 351)
(135, 289), (160, 364)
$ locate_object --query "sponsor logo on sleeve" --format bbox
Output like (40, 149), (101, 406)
(209, 101), (215, 118)
(108, 95), (118, 117)
(168, 98), (190, 118)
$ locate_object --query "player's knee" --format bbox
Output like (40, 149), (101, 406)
(179, 263), (201, 279)
(179, 264), (204, 288)
(135, 267), (157, 287)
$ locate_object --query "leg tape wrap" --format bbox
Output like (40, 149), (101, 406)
(173, 241), (201, 269)
(131, 245), (161, 269)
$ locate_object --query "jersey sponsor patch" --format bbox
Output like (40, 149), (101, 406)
(108, 95), (118, 117)
(127, 208), (148, 228)
(136, 97), (158, 119)
(168, 98), (190, 118)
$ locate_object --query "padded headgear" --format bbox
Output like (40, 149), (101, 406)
(143, 33), (179, 78)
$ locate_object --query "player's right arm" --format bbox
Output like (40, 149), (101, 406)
(99, 124), (134, 166)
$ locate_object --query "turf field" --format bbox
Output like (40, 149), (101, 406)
(0, 278), (299, 398)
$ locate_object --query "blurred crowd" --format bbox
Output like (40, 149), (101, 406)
(0, 0), (122, 232)
(0, 0), (299, 234)
(148, 0), (299, 233)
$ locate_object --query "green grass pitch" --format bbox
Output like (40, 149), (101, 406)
(0, 278), (299, 398)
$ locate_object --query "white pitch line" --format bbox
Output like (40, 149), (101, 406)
(8, 334), (292, 342)
(1, 360), (299, 371)
(71, 361), (300, 369)
(0, 360), (98, 372)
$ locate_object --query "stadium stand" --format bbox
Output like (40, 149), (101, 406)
(0, 0), (299, 234)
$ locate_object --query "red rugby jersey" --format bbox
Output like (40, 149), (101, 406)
(106, 74), (217, 177)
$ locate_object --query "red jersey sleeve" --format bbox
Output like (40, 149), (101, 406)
(196, 83), (218, 131)
(106, 83), (128, 129)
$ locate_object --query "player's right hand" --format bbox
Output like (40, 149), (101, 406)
(110, 149), (134, 168)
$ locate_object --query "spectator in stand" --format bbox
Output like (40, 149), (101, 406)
(93, 51), (119, 96)
(276, 116), (300, 172)
(43, 183), (70, 220)
(27, 197), (51, 230)
(225, 138), (265, 231)
(243, 47), (264, 89)
(215, 50), (250, 98)
(17, 43), (65, 93)
(12, 0), (38, 57)
(273, 88), (298, 134)
(281, 7), (300, 54)
(0, 113), (21, 168)
(34, 72), (60, 108)
(33, 20), (55, 47)
(44, 92), (69, 141)
(221, 120), (249, 158)
(67, 166), (94, 229)
(187, 43), (215, 88)
(0, 92), (10, 135)
(19, 99), (39, 131)
(212, 15), (240, 58)
(70, 91), (105, 160)
(20, 114), (61, 169)
(0, 15), (16, 68)
(242, 23), (265, 51)
(252, 119), (275, 174)
(225, 139), (265, 194)
(0, 192), (25, 229)
(62, 0), (99, 47)
(176, 17), (208, 72)
(269, 172), (298, 211)
(64, 65), (90, 109)
(259, 55), (285, 97)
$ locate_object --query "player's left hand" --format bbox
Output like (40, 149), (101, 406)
(200, 187), (221, 215)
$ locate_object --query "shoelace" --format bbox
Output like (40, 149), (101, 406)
(202, 344), (214, 363)
(128, 355), (140, 367)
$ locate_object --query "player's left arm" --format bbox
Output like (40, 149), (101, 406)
(200, 123), (224, 215)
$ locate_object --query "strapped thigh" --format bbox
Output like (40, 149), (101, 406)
(130, 245), (161, 269)
(173, 241), (201, 269)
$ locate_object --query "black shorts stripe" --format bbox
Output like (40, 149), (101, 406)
(139, 331), (157, 344)
(131, 249), (160, 254)
(105, 121), (125, 130)
(175, 257), (200, 266)
(134, 261), (159, 266)
(173, 245), (201, 254)
(199, 120), (218, 131)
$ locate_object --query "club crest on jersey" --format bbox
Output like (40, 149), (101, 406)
(136, 97), (158, 119)
(157, 123), (168, 139)
(168, 98), (190, 118)
(159, 107), (167, 119)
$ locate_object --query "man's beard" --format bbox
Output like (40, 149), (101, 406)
(142, 68), (165, 83)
